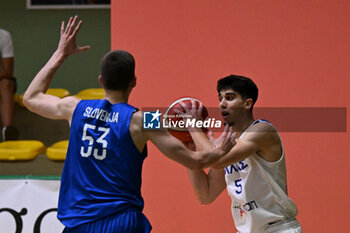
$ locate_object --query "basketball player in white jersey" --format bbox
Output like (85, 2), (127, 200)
(180, 75), (302, 233)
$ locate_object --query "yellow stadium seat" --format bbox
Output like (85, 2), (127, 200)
(17, 94), (24, 107)
(46, 88), (71, 98)
(75, 88), (105, 100)
(46, 140), (69, 161)
(14, 93), (20, 102)
(0, 140), (46, 161)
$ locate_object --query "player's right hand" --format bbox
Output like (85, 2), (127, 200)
(209, 125), (235, 156)
(177, 99), (204, 121)
(57, 15), (90, 58)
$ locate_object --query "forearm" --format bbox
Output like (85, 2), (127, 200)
(172, 145), (224, 169)
(161, 143), (216, 170)
(187, 169), (212, 204)
(186, 129), (214, 203)
(187, 130), (228, 203)
(188, 128), (211, 150)
(23, 51), (66, 103)
(149, 130), (223, 169)
(194, 148), (227, 169)
(188, 168), (226, 204)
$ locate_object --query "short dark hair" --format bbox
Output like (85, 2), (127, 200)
(100, 50), (135, 91)
(217, 74), (259, 107)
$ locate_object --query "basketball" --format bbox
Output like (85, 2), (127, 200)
(164, 97), (209, 143)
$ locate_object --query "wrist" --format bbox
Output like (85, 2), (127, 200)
(52, 50), (68, 64)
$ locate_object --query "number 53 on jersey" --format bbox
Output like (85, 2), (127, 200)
(80, 123), (110, 160)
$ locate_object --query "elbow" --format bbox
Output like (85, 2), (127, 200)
(22, 93), (30, 108)
(186, 162), (204, 170)
(22, 93), (29, 106)
(183, 152), (207, 170)
(188, 158), (206, 170)
(197, 196), (215, 205)
(188, 152), (225, 170)
(189, 152), (212, 170)
(199, 199), (213, 205)
(22, 92), (33, 110)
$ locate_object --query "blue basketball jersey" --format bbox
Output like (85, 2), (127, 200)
(57, 99), (148, 228)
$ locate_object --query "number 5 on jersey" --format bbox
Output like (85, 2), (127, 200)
(235, 179), (243, 194)
(81, 123), (110, 160)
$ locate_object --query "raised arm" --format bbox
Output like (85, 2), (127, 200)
(23, 16), (90, 123)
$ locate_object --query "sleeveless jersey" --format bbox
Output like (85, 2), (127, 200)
(57, 100), (147, 228)
(225, 119), (298, 233)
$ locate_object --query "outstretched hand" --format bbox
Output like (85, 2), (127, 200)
(57, 16), (90, 58)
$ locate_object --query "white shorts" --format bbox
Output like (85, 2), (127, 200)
(265, 218), (302, 233)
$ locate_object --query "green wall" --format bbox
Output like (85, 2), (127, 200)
(0, 0), (110, 94)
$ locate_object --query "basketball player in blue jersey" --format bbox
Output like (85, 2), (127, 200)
(180, 75), (302, 233)
(23, 16), (233, 233)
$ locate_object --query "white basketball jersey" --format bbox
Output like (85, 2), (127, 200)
(225, 119), (298, 233)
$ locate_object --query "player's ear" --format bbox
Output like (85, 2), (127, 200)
(98, 75), (104, 88)
(131, 76), (137, 88)
(244, 98), (253, 111)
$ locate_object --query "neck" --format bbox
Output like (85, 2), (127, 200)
(104, 89), (129, 104)
(231, 113), (255, 138)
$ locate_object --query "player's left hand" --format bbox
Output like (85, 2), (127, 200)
(57, 15), (90, 58)
(208, 125), (236, 151)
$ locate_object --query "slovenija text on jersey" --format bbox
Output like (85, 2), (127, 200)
(83, 107), (119, 123)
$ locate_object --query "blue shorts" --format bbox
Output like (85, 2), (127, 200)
(62, 210), (152, 233)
